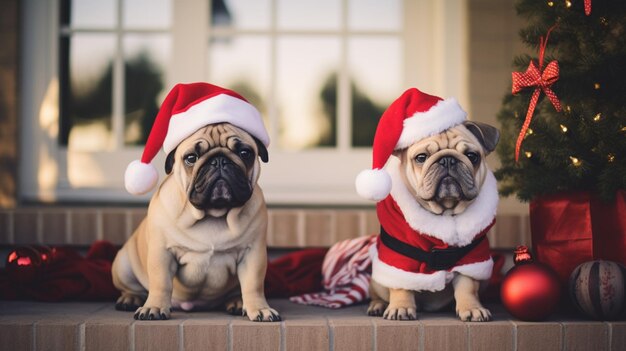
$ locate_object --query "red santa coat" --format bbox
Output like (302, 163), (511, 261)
(370, 157), (498, 292)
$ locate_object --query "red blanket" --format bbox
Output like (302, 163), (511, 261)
(0, 241), (119, 301)
(0, 241), (327, 302)
(0, 241), (502, 303)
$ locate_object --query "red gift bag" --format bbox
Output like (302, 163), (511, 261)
(530, 190), (626, 285)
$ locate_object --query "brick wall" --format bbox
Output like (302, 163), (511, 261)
(0, 207), (530, 250)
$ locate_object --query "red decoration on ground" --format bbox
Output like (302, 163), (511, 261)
(501, 246), (561, 321)
(511, 25), (562, 162)
(569, 260), (626, 320)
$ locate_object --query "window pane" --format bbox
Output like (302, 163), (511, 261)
(64, 0), (116, 28)
(277, 37), (340, 149)
(123, 0), (172, 29)
(348, 0), (402, 31)
(213, 0), (270, 29)
(349, 37), (402, 147)
(209, 36), (270, 132)
(124, 35), (171, 145)
(61, 34), (115, 151)
(277, 0), (340, 30)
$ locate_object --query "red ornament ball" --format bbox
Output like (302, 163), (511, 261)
(569, 260), (626, 320)
(501, 246), (561, 321)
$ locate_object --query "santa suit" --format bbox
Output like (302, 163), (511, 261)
(370, 157), (497, 292)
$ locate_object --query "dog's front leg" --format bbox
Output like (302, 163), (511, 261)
(453, 274), (491, 322)
(237, 238), (281, 322)
(134, 242), (176, 320)
(384, 288), (417, 320)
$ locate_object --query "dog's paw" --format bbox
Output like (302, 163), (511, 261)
(225, 297), (244, 316)
(134, 305), (171, 320)
(367, 300), (388, 317)
(115, 293), (145, 312)
(383, 305), (417, 321)
(456, 306), (492, 322)
(243, 307), (281, 322)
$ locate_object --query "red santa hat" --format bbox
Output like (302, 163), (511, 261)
(124, 82), (270, 195)
(355, 88), (467, 201)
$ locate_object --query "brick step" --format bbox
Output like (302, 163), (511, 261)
(1, 299), (624, 351)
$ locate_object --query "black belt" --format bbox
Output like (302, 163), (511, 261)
(379, 226), (485, 271)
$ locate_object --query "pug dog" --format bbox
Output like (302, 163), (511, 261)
(111, 122), (280, 322)
(365, 120), (500, 322)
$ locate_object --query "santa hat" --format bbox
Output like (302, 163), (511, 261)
(355, 88), (467, 201)
(124, 82), (270, 195)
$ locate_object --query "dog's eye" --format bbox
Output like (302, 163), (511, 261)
(415, 154), (428, 163)
(184, 154), (198, 166)
(465, 152), (480, 164)
(239, 149), (253, 160)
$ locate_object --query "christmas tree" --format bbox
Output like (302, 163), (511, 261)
(495, 0), (626, 201)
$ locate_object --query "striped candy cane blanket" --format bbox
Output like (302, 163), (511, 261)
(290, 235), (377, 308)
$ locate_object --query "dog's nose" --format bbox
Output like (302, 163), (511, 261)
(438, 156), (457, 168)
(209, 155), (233, 169)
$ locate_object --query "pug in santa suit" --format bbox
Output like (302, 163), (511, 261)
(356, 88), (499, 322)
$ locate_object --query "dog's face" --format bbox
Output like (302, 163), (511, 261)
(395, 121), (499, 215)
(164, 123), (268, 215)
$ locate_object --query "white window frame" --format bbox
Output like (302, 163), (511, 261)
(19, 0), (469, 205)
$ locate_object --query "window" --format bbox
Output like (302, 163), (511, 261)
(20, 0), (468, 204)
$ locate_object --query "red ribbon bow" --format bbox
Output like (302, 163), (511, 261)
(511, 25), (562, 162)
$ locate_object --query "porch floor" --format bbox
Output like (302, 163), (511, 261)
(1, 299), (624, 351)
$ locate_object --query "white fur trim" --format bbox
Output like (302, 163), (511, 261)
(386, 157), (498, 247)
(163, 94), (269, 153)
(453, 258), (494, 281)
(124, 160), (158, 195)
(355, 169), (392, 201)
(370, 245), (493, 291)
(396, 98), (467, 150)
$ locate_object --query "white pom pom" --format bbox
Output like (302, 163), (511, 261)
(124, 160), (158, 195)
(355, 169), (392, 201)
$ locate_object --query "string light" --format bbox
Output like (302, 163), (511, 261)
(593, 113), (602, 122)
(569, 156), (582, 166)
(565, 0), (572, 8)
(548, 1), (554, 6)
(514, 111), (520, 119)
(560, 124), (568, 133)
(565, 105), (572, 114)
(594, 83), (601, 90)
(525, 151), (533, 158)
(607, 153), (615, 163)
(600, 17), (608, 26)
(621, 126), (626, 133)
(527, 128), (534, 136)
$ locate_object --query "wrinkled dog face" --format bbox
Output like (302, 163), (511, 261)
(165, 123), (268, 212)
(396, 121), (499, 215)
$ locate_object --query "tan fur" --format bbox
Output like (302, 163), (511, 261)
(369, 124), (493, 322)
(111, 123), (279, 321)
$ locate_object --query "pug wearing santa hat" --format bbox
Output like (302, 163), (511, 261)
(356, 88), (499, 322)
(113, 82), (279, 322)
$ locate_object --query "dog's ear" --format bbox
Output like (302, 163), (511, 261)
(253, 137), (269, 163)
(463, 121), (500, 154)
(165, 147), (177, 174)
